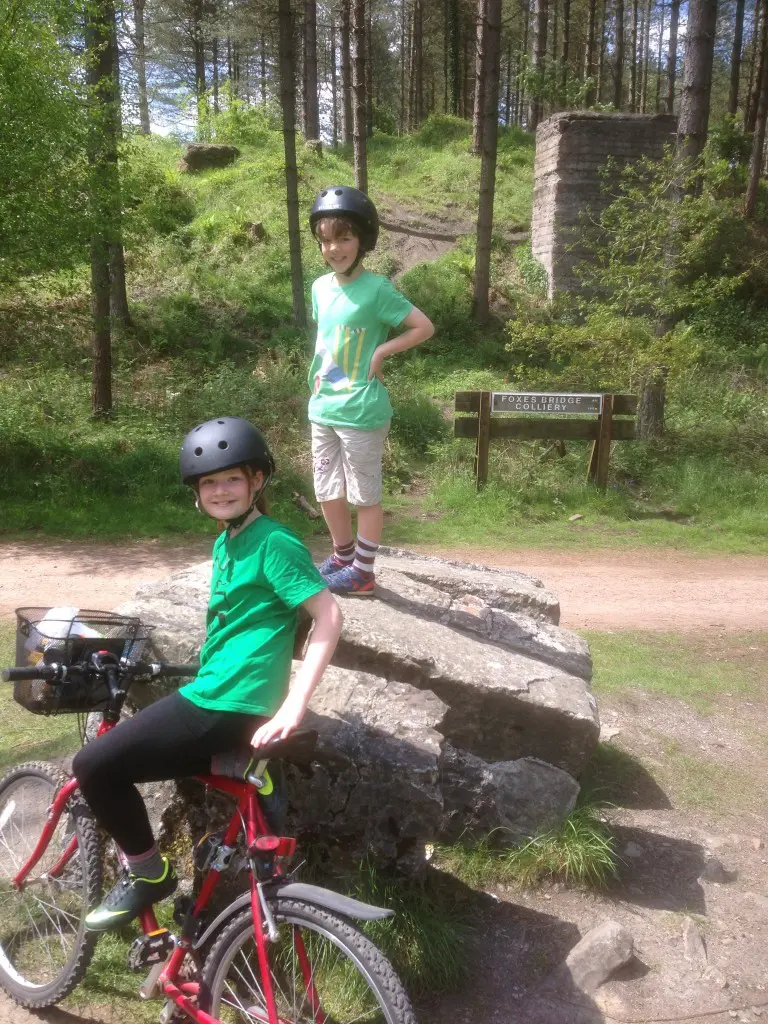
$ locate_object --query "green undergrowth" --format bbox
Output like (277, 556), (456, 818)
(437, 800), (618, 892)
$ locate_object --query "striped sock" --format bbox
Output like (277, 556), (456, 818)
(334, 540), (355, 565)
(353, 535), (379, 578)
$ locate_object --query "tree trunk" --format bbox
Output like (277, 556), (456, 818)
(461, 9), (471, 117)
(443, 0), (449, 111)
(366, 0), (374, 136)
(473, 0), (502, 321)
(85, 0), (122, 416)
(277, 0), (306, 328)
(560, 0), (571, 105)
(260, 34), (267, 105)
(108, 13), (130, 329)
(630, 0), (638, 111)
(596, 0), (608, 101)
(331, 15), (338, 145)
(746, 0), (768, 215)
(400, 0), (407, 130)
(613, 0), (625, 108)
(585, 0), (597, 103)
(212, 38), (219, 114)
(505, 42), (512, 123)
(304, 0), (320, 138)
(448, 0), (461, 114)
(529, 0), (549, 130)
(352, 0), (368, 191)
(640, 0), (651, 111)
(133, 0), (150, 134)
(729, 0), (746, 114)
(472, 0), (487, 154)
(676, 0), (718, 167)
(656, 0), (665, 110)
(666, 0), (680, 112)
(192, 0), (206, 104)
(747, 0), (764, 129)
(636, 367), (667, 439)
(341, 0), (353, 144)
(411, 0), (423, 128)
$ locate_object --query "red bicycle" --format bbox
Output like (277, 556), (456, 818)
(0, 608), (415, 1024)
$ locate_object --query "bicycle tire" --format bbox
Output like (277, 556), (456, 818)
(201, 899), (417, 1024)
(0, 761), (102, 1007)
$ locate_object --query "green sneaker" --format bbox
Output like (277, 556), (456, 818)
(85, 857), (177, 933)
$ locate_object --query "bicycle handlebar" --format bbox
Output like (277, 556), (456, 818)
(1, 662), (198, 684)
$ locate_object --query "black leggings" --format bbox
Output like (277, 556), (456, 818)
(72, 692), (264, 855)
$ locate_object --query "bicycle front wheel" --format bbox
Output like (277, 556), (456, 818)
(0, 762), (102, 1007)
(202, 899), (416, 1024)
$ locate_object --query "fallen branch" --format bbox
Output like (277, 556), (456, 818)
(292, 491), (322, 520)
(379, 219), (529, 246)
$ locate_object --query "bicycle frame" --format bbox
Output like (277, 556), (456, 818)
(11, 719), (320, 1024)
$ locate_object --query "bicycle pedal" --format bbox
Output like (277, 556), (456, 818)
(128, 928), (174, 972)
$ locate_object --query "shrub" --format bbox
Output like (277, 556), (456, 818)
(416, 114), (471, 148)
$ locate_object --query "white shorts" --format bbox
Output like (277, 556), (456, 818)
(310, 422), (389, 506)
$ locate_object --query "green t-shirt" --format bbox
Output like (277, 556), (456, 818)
(181, 516), (326, 716)
(308, 270), (414, 430)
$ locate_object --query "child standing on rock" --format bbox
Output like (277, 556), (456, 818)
(308, 186), (434, 596)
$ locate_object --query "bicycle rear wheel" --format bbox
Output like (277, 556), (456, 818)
(0, 762), (102, 1007)
(202, 899), (416, 1024)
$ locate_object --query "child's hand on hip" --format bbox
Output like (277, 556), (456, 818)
(368, 349), (386, 381)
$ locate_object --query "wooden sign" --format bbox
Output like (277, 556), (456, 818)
(454, 391), (637, 491)
(492, 392), (603, 415)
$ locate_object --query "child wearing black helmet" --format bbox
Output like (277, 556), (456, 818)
(72, 417), (342, 932)
(308, 186), (434, 596)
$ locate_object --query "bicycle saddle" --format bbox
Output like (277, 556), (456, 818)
(250, 729), (318, 764)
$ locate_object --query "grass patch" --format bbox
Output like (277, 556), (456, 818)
(437, 802), (618, 892)
(585, 631), (767, 712)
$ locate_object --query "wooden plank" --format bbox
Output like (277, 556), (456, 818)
(586, 440), (600, 481)
(455, 391), (480, 412)
(455, 417), (635, 441)
(474, 391), (492, 490)
(594, 393), (615, 489)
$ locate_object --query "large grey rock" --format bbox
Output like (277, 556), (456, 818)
(377, 547), (560, 623)
(179, 142), (240, 172)
(117, 547), (599, 868)
(440, 743), (579, 842)
(562, 920), (634, 993)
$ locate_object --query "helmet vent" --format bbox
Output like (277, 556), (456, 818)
(194, 446), (203, 456)
(334, 188), (343, 195)
(218, 440), (229, 449)
(217, 419), (225, 424)
(320, 190), (327, 196)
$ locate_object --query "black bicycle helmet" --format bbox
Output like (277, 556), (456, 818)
(309, 186), (379, 252)
(180, 417), (275, 486)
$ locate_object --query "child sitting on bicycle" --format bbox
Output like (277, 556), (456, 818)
(72, 416), (342, 932)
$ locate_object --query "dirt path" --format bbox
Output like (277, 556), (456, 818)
(2, 539), (767, 631)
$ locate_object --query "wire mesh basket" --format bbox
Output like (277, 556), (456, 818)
(13, 607), (150, 715)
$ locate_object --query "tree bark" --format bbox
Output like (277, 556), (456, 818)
(448, 0), (461, 114)
(529, 0), (549, 130)
(473, 0), (502, 321)
(677, 0), (718, 167)
(192, 0), (206, 104)
(304, 0), (319, 138)
(656, 0), (665, 110)
(640, 0), (651, 111)
(505, 42), (512, 123)
(630, 0), (638, 110)
(400, 0), (407, 130)
(516, 0), (530, 123)
(86, 0), (122, 416)
(260, 33), (267, 105)
(746, 0), (768, 215)
(747, 0), (764, 129)
(277, 0), (306, 328)
(411, 0), (423, 128)
(341, 0), (353, 143)
(331, 14), (338, 145)
(352, 0), (368, 191)
(729, 0), (746, 114)
(133, 0), (150, 134)
(596, 0), (608, 101)
(107, 11), (130, 329)
(636, 367), (667, 439)
(666, 0), (680, 112)
(366, 0), (374, 136)
(212, 37), (219, 114)
(560, 0), (571, 105)
(613, 0), (625, 108)
(472, 0), (487, 154)
(585, 0), (597, 103)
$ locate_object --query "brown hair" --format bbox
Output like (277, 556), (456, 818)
(314, 216), (362, 243)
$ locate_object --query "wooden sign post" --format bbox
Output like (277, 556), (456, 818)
(455, 391), (637, 491)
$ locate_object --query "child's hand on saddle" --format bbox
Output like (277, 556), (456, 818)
(250, 705), (303, 749)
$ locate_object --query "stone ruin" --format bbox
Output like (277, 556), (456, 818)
(531, 111), (677, 298)
(118, 548), (599, 873)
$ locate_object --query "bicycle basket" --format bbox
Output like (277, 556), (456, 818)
(13, 607), (150, 715)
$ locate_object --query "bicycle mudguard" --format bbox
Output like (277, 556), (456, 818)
(193, 881), (394, 950)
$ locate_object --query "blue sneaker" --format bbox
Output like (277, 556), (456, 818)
(318, 554), (352, 579)
(325, 564), (375, 596)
